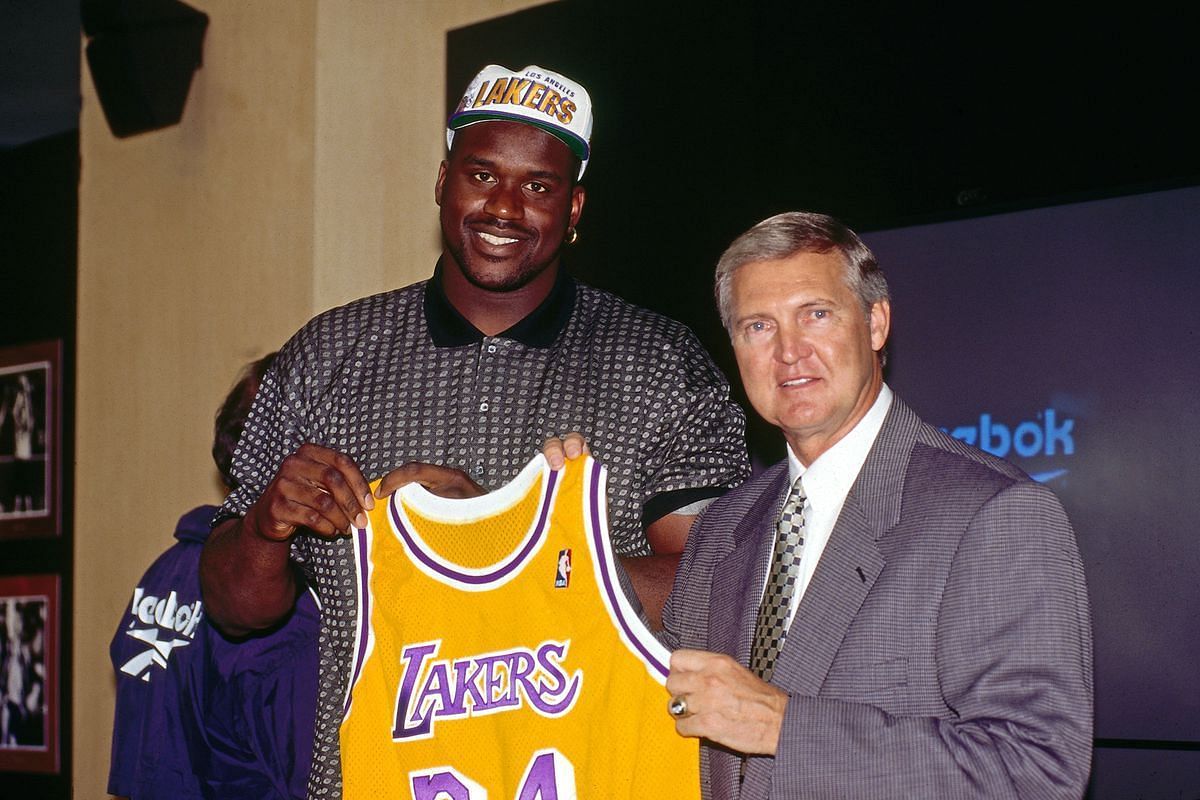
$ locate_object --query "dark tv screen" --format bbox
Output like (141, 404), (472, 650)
(863, 186), (1200, 743)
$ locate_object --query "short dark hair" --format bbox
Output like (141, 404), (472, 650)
(212, 352), (276, 489)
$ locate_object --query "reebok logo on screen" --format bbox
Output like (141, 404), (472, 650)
(945, 409), (1075, 483)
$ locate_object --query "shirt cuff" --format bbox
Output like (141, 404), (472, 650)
(642, 486), (728, 526)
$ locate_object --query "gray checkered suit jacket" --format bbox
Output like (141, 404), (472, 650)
(661, 396), (1093, 799)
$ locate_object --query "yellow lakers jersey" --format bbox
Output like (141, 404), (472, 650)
(339, 454), (700, 799)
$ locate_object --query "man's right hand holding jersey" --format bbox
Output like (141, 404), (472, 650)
(201, 443), (483, 636)
(246, 444), (484, 542)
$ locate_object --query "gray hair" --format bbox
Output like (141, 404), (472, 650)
(714, 211), (890, 336)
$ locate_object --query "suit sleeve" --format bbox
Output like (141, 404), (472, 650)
(659, 499), (724, 653)
(770, 481), (1094, 799)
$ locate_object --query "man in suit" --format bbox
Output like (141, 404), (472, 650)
(659, 212), (1094, 798)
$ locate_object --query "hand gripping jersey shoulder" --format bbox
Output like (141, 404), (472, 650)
(339, 454), (700, 799)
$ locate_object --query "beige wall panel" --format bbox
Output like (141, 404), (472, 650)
(76, 1), (554, 796)
(76, 2), (319, 795)
(311, 0), (560, 313)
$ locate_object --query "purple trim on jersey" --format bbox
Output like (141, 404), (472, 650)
(588, 464), (670, 678)
(390, 469), (559, 586)
(345, 525), (373, 717)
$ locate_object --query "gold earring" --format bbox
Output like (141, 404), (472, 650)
(566, 227), (579, 245)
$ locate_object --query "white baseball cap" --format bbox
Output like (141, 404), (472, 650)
(447, 64), (593, 179)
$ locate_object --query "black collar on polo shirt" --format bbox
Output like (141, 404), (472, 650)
(424, 259), (577, 348)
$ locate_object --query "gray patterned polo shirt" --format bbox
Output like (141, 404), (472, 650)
(221, 265), (749, 797)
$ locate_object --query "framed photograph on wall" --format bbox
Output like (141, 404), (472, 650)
(0, 340), (61, 539)
(0, 573), (60, 773)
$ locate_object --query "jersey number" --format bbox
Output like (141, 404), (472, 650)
(410, 749), (575, 800)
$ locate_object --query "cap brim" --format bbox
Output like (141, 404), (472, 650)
(448, 110), (589, 162)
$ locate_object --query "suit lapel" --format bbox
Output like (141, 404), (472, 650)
(703, 464), (788, 800)
(769, 497), (884, 695)
(727, 398), (925, 799)
(708, 465), (790, 664)
(769, 398), (919, 697)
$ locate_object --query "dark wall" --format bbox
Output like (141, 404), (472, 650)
(0, 131), (78, 798)
(863, 189), (1200, 798)
(449, 2), (1200, 797)
(0, 1), (80, 793)
(448, 0), (1200, 465)
(0, 0), (80, 148)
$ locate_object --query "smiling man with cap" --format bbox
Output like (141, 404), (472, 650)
(200, 63), (749, 796)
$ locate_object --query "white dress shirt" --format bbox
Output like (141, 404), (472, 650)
(779, 383), (893, 628)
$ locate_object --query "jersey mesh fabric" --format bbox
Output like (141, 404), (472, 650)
(339, 455), (700, 799)
(400, 478), (544, 569)
(220, 277), (745, 797)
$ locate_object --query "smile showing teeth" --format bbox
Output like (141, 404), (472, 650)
(781, 378), (814, 387)
(477, 232), (519, 246)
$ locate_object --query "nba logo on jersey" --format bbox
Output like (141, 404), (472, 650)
(554, 549), (572, 588)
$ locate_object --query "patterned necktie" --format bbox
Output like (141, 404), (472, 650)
(748, 479), (807, 683)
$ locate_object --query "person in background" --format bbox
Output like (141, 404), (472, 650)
(109, 353), (318, 800)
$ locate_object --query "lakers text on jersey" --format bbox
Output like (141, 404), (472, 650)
(339, 454), (700, 799)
